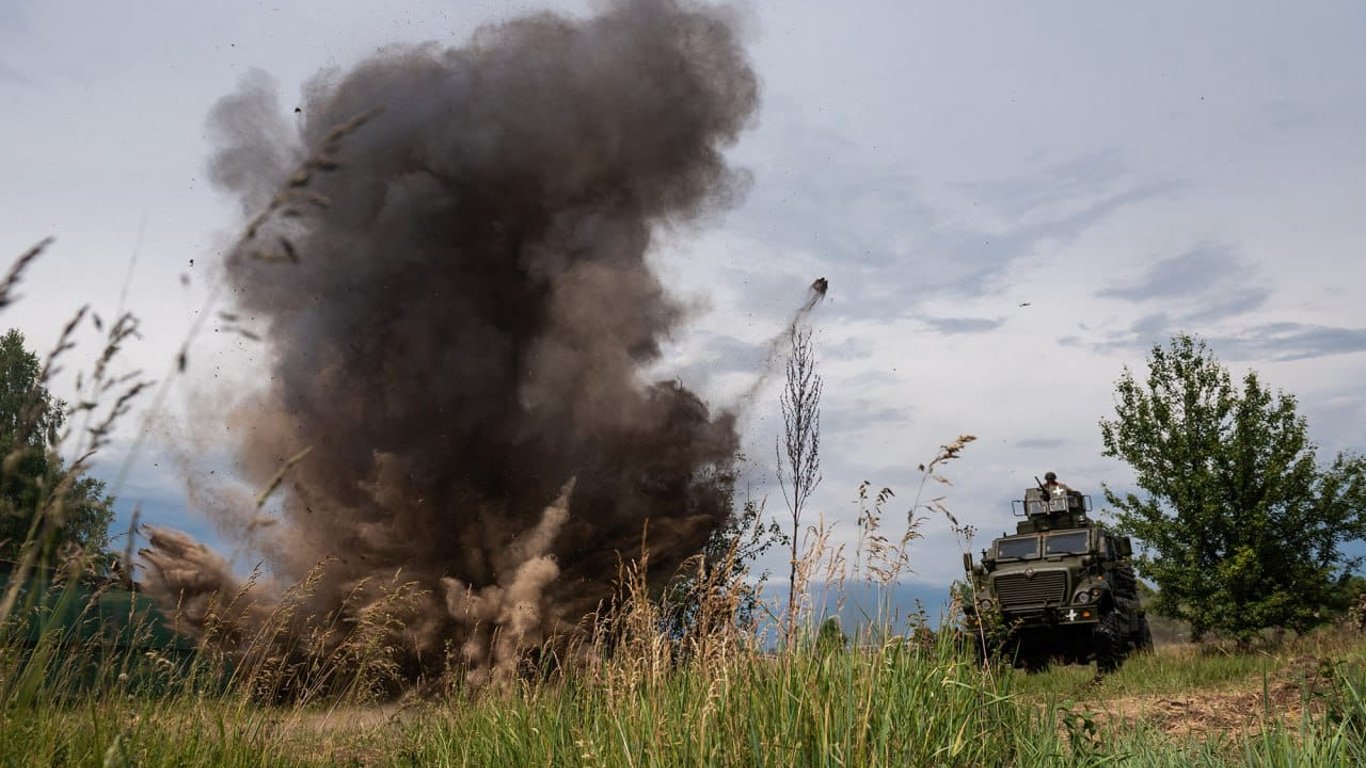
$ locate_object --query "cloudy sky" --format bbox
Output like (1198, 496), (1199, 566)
(2, 0), (1364, 600)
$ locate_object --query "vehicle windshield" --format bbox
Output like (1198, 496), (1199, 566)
(996, 536), (1039, 559)
(1045, 531), (1089, 555)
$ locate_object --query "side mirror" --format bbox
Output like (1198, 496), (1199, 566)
(1118, 538), (1133, 557)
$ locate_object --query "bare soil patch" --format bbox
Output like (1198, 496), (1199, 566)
(1090, 655), (1336, 739)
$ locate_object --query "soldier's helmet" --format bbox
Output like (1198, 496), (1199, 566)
(1044, 471), (1057, 482)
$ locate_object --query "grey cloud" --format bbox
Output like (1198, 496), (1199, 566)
(955, 150), (1129, 220)
(0, 60), (32, 86)
(1261, 101), (1316, 133)
(667, 319), (874, 391)
(1301, 389), (1366, 455)
(1016, 437), (1066, 450)
(1213, 323), (1366, 362)
(728, 109), (1177, 320)
(1184, 288), (1271, 324)
(659, 333), (764, 396)
(822, 397), (915, 440)
(0, 1), (30, 37)
(919, 316), (1004, 335)
(695, 333), (765, 375)
(933, 179), (1179, 299)
(1134, 311), (1173, 334)
(824, 335), (876, 362)
(833, 401), (912, 429)
(1078, 321), (1366, 363)
(933, 150), (1183, 298)
(1100, 242), (1244, 302)
(1092, 242), (1273, 335)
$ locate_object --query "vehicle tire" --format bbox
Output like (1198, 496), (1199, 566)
(1132, 615), (1154, 653)
(1093, 612), (1127, 674)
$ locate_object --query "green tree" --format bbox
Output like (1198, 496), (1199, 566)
(0, 329), (113, 563)
(1100, 333), (1366, 642)
(660, 488), (786, 645)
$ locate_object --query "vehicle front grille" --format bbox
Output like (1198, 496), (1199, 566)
(993, 570), (1067, 607)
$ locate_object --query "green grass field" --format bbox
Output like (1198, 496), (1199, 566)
(6, 594), (1366, 768)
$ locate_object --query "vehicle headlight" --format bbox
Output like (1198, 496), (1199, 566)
(1074, 586), (1103, 604)
(977, 597), (994, 612)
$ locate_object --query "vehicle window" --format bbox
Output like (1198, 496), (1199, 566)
(996, 537), (1039, 559)
(1045, 531), (1089, 555)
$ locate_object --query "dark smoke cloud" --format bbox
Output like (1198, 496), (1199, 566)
(143, 0), (758, 688)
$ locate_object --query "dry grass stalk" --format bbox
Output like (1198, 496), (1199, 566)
(912, 434), (977, 545)
(781, 511), (843, 644)
(253, 445), (313, 510)
(854, 482), (921, 588)
(0, 237), (52, 311)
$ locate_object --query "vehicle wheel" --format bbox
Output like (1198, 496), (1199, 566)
(1093, 612), (1127, 674)
(1020, 653), (1051, 673)
(1132, 616), (1154, 653)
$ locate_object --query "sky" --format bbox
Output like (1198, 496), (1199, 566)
(1, 0), (1364, 607)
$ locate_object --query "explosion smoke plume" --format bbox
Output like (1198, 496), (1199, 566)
(142, 0), (757, 688)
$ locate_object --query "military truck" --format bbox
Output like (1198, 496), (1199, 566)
(963, 482), (1152, 672)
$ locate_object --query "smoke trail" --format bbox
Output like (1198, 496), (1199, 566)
(142, 0), (757, 688)
(735, 277), (828, 408)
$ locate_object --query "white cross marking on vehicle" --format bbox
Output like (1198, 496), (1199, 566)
(1066, 609), (1078, 621)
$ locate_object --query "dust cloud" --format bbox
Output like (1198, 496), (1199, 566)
(141, 0), (759, 689)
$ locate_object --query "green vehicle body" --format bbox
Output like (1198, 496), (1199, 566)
(964, 485), (1152, 672)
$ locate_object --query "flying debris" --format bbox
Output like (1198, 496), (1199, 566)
(799, 277), (828, 313)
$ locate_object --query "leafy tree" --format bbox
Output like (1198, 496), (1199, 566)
(0, 329), (113, 563)
(1100, 333), (1366, 642)
(660, 473), (787, 645)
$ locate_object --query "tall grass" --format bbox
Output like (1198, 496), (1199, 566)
(409, 633), (1031, 767)
(8, 568), (1366, 766)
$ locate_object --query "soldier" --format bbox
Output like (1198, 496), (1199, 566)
(1042, 471), (1071, 497)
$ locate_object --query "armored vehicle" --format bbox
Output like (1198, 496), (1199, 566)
(964, 482), (1152, 672)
